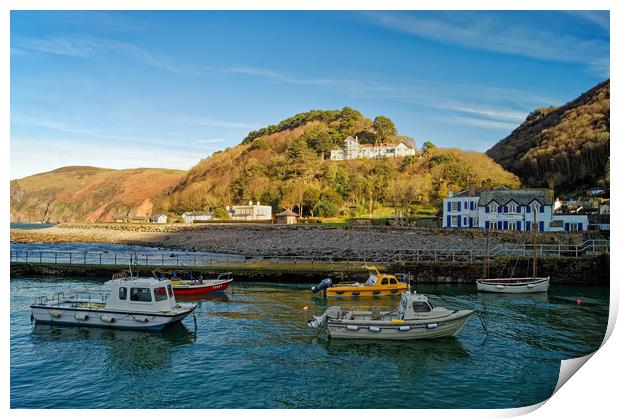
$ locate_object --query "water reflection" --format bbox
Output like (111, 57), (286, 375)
(31, 323), (196, 372)
(175, 293), (230, 303)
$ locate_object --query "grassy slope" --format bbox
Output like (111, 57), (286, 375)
(11, 166), (186, 223)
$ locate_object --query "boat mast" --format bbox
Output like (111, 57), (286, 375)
(484, 229), (490, 279)
(532, 209), (537, 279)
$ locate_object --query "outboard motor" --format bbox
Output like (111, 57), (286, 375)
(311, 277), (333, 294)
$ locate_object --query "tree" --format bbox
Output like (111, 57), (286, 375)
(421, 141), (436, 155)
(213, 207), (230, 219)
(372, 116), (397, 144)
(303, 187), (321, 217)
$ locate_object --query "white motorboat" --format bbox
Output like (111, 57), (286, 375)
(308, 291), (474, 340)
(31, 276), (197, 331)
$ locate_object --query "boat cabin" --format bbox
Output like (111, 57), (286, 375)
(397, 292), (437, 320)
(104, 277), (179, 313)
(364, 266), (400, 286)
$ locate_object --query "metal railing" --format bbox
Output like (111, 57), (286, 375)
(10, 239), (609, 268)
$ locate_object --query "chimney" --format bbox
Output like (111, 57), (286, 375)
(257, 201), (261, 205)
(448, 191), (453, 198)
(249, 200), (253, 205)
(468, 183), (476, 197)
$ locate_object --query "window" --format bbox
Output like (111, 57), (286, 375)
(489, 221), (498, 230)
(154, 287), (168, 302)
(451, 216), (458, 227)
(381, 278), (388, 285)
(472, 218), (479, 228)
(507, 203), (517, 213)
(508, 221), (517, 231)
(464, 201), (469, 210)
(489, 203), (498, 213)
(413, 302), (432, 313)
(167, 284), (174, 298)
(119, 287), (127, 300)
(471, 201), (477, 211)
(389, 278), (398, 285)
(530, 202), (541, 214)
(130, 287), (152, 302)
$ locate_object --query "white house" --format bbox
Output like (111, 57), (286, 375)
(599, 203), (610, 214)
(442, 189), (480, 229)
(149, 213), (168, 224)
(227, 201), (272, 221)
(330, 136), (415, 160)
(182, 211), (214, 223)
(442, 187), (588, 232)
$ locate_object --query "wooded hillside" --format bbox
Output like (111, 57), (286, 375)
(158, 108), (519, 218)
(486, 80), (610, 193)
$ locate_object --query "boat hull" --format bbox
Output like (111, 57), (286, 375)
(172, 279), (232, 295)
(326, 284), (407, 298)
(31, 305), (196, 331)
(476, 277), (550, 293)
(327, 310), (474, 340)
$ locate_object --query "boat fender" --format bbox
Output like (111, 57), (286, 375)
(426, 323), (438, 329)
(352, 291), (360, 296)
(526, 284), (535, 288)
(372, 290), (381, 295)
(133, 316), (149, 323)
(495, 285), (505, 289)
(346, 325), (359, 331)
(101, 315), (115, 323)
(398, 326), (411, 331)
(368, 326), (381, 333)
(49, 311), (62, 318)
(75, 313), (88, 321)
(391, 319), (405, 325)
(335, 290), (345, 295)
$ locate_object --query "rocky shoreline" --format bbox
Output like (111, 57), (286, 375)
(10, 223), (605, 259)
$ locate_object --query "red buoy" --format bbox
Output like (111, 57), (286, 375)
(577, 297), (582, 305)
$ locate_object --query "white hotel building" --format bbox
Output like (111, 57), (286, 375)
(442, 187), (588, 232)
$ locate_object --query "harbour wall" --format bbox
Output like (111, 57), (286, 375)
(10, 254), (609, 285)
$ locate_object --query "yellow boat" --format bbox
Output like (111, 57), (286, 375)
(325, 266), (408, 297)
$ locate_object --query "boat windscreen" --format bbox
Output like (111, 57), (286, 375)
(366, 274), (378, 285)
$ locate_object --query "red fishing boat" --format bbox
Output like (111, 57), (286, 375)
(170, 272), (233, 296)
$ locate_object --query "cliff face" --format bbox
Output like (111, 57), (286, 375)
(486, 80), (610, 192)
(10, 166), (185, 223)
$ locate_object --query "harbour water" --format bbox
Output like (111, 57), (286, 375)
(10, 277), (608, 409)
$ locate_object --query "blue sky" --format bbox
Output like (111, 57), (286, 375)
(10, 10), (609, 179)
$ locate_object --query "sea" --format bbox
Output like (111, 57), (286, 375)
(10, 276), (608, 408)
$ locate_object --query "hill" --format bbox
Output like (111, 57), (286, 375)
(10, 166), (186, 223)
(157, 108), (520, 218)
(486, 80), (610, 193)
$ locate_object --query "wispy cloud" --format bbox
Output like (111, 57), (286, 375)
(447, 116), (519, 131)
(565, 10), (609, 31)
(362, 11), (609, 68)
(223, 66), (336, 86)
(13, 36), (204, 76)
(12, 114), (226, 150)
(16, 36), (100, 57)
(173, 115), (258, 130)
